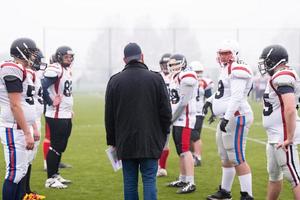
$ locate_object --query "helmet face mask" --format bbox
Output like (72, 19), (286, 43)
(217, 39), (239, 67)
(258, 45), (288, 76)
(30, 49), (47, 71)
(168, 54), (187, 75)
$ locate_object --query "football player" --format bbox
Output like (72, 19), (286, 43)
(166, 54), (198, 194)
(157, 53), (172, 177)
(42, 46), (74, 189)
(258, 45), (300, 200)
(189, 61), (213, 167)
(206, 40), (254, 200)
(0, 38), (40, 200)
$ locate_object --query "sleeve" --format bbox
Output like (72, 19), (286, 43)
(277, 85), (295, 94)
(204, 88), (212, 98)
(41, 77), (58, 105)
(105, 79), (116, 146)
(224, 77), (248, 119)
(4, 78), (23, 93)
(44, 64), (62, 78)
(1, 64), (25, 82)
(172, 74), (197, 122)
(231, 64), (252, 79)
(158, 75), (172, 134)
(272, 71), (296, 89)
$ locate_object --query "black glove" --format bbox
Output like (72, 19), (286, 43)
(208, 113), (216, 124)
(220, 118), (229, 132)
(202, 101), (212, 115)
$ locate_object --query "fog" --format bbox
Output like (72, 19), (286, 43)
(1, 0), (300, 91)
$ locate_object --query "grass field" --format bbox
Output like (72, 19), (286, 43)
(0, 94), (296, 199)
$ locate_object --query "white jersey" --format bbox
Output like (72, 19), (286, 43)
(196, 77), (213, 116)
(169, 69), (198, 128)
(262, 68), (300, 144)
(0, 61), (36, 127)
(44, 63), (73, 119)
(212, 62), (253, 119)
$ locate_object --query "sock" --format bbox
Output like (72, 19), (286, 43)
(2, 179), (17, 200)
(194, 154), (201, 160)
(159, 149), (169, 169)
(46, 148), (61, 178)
(221, 167), (236, 192)
(179, 174), (186, 182)
(43, 140), (50, 160)
(185, 176), (195, 184)
(238, 173), (252, 196)
(16, 176), (26, 200)
(25, 164), (32, 193)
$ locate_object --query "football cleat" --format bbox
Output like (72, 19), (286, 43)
(193, 155), (202, 167)
(166, 180), (186, 188)
(240, 192), (254, 200)
(176, 182), (196, 194)
(157, 168), (167, 177)
(207, 185), (232, 200)
(45, 177), (67, 189)
(23, 192), (46, 200)
(54, 174), (71, 184)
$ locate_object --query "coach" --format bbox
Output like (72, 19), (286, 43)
(105, 42), (172, 200)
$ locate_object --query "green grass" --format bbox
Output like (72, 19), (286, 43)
(0, 94), (296, 199)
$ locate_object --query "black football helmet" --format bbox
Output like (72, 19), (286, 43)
(10, 38), (38, 61)
(159, 53), (171, 75)
(168, 54), (187, 74)
(55, 46), (74, 67)
(31, 49), (47, 71)
(258, 44), (288, 76)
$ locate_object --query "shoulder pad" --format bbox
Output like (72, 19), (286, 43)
(272, 69), (297, 88)
(201, 77), (214, 89)
(179, 71), (197, 86)
(0, 61), (25, 81)
(231, 63), (252, 79)
(44, 63), (62, 78)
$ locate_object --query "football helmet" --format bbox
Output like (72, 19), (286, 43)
(31, 49), (47, 71)
(190, 61), (204, 78)
(55, 46), (74, 67)
(258, 44), (288, 76)
(159, 53), (171, 75)
(217, 39), (239, 67)
(168, 54), (187, 74)
(10, 38), (40, 67)
(49, 54), (57, 64)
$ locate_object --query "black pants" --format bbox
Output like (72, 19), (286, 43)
(46, 117), (72, 178)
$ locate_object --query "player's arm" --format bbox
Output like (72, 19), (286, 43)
(105, 79), (115, 146)
(172, 75), (197, 122)
(281, 90), (296, 145)
(41, 77), (57, 105)
(32, 121), (40, 141)
(5, 76), (34, 150)
(224, 65), (251, 120)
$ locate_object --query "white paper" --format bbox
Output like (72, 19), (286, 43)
(105, 146), (122, 171)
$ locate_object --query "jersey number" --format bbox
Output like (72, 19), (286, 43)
(170, 89), (179, 104)
(63, 80), (72, 97)
(25, 85), (35, 105)
(263, 93), (273, 116)
(215, 80), (224, 99)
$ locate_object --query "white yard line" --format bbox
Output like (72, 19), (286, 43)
(203, 125), (266, 145)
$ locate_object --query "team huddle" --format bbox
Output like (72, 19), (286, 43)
(0, 38), (75, 200)
(156, 40), (300, 200)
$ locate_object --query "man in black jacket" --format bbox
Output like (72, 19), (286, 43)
(105, 42), (172, 200)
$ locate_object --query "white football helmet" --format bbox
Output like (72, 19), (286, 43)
(168, 54), (187, 74)
(190, 61), (204, 78)
(217, 39), (239, 67)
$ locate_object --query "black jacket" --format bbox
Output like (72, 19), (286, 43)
(105, 61), (172, 159)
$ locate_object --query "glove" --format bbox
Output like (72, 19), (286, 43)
(208, 113), (216, 124)
(202, 101), (212, 115)
(220, 118), (229, 132)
